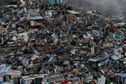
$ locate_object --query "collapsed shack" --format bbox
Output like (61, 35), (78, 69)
(28, 16), (45, 28)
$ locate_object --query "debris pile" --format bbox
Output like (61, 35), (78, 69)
(0, 0), (126, 84)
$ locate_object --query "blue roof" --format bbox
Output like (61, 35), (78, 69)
(30, 16), (44, 20)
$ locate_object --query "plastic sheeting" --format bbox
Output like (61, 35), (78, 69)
(29, 16), (44, 20)
(47, 0), (62, 5)
(0, 65), (11, 74)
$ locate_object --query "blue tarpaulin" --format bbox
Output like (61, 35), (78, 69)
(100, 60), (109, 65)
(29, 16), (44, 20)
(116, 73), (126, 78)
(0, 64), (11, 74)
(95, 56), (102, 61)
(47, 0), (62, 5)
(102, 51), (109, 57)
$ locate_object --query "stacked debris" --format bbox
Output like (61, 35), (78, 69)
(0, 0), (126, 84)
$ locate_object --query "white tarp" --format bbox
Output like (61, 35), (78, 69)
(6, 70), (21, 78)
(97, 75), (106, 84)
(67, 10), (80, 15)
(18, 32), (29, 42)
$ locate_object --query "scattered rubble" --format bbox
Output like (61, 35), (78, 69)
(0, 0), (126, 84)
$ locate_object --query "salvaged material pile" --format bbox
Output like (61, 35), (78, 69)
(0, 0), (126, 84)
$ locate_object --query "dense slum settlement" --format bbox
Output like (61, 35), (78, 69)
(0, 0), (126, 84)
